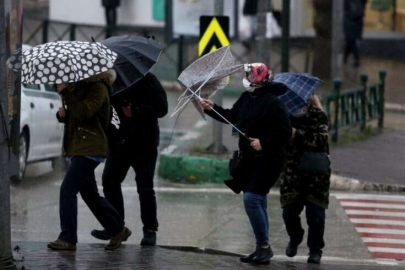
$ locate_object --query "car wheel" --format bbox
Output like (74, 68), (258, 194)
(10, 132), (28, 184)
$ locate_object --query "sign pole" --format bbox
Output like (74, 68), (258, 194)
(210, 0), (226, 154)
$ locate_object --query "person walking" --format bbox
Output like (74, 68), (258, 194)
(199, 63), (291, 265)
(280, 94), (331, 264)
(344, 0), (368, 67)
(91, 72), (168, 246)
(48, 70), (131, 251)
(102, 0), (120, 26)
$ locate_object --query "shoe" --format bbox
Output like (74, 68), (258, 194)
(250, 245), (273, 265)
(140, 229), (156, 246)
(240, 249), (257, 263)
(91, 229), (111, 241)
(105, 227), (132, 250)
(286, 232), (304, 257)
(47, 239), (76, 251)
(307, 250), (322, 264)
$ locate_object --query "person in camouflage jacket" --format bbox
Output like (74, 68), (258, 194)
(280, 94), (330, 264)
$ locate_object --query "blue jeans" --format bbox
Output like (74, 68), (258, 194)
(243, 192), (269, 246)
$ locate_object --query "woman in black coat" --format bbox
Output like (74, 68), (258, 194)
(200, 63), (291, 265)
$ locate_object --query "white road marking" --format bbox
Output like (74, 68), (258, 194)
(368, 247), (405, 254)
(346, 210), (405, 218)
(335, 194), (405, 201)
(356, 227), (405, 235)
(362, 238), (405, 244)
(340, 201), (405, 210)
(350, 219), (405, 226)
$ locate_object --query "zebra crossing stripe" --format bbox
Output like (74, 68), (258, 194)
(338, 196), (405, 261)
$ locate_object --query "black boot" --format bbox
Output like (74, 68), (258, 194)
(251, 245), (273, 265)
(140, 229), (156, 246)
(308, 250), (322, 264)
(240, 248), (257, 263)
(91, 229), (111, 241)
(286, 230), (304, 257)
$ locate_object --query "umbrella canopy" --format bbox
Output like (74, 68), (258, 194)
(7, 48), (22, 72)
(172, 46), (244, 118)
(274, 73), (322, 115)
(100, 35), (162, 96)
(21, 41), (117, 84)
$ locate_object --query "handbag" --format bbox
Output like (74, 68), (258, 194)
(229, 150), (243, 178)
(298, 152), (331, 174)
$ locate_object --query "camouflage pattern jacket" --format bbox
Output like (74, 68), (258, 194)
(280, 105), (331, 209)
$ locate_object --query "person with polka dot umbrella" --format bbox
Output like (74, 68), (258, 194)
(20, 40), (118, 85)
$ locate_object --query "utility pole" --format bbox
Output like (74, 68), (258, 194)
(0, 1), (17, 269)
(281, 0), (290, 72)
(210, 0), (227, 154)
(255, 0), (271, 65)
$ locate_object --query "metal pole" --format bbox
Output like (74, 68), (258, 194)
(332, 0), (344, 79)
(281, 0), (290, 72)
(255, 0), (271, 65)
(0, 1), (17, 268)
(210, 0), (226, 154)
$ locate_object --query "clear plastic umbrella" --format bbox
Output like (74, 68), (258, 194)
(171, 46), (247, 137)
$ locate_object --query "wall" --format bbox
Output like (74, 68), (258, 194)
(49, 0), (164, 27)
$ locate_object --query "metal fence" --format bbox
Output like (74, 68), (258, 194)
(322, 70), (387, 142)
(22, 18), (313, 83)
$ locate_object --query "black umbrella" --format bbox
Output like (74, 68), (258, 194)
(100, 35), (162, 96)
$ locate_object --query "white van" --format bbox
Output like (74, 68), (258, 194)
(13, 45), (65, 183)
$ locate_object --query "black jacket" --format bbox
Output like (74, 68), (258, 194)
(206, 82), (291, 195)
(344, 0), (367, 39)
(111, 73), (168, 150)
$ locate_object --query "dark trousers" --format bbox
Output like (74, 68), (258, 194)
(344, 38), (360, 64)
(59, 157), (124, 244)
(105, 7), (117, 26)
(102, 146), (158, 231)
(282, 201), (325, 253)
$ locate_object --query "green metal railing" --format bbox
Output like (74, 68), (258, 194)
(322, 70), (387, 142)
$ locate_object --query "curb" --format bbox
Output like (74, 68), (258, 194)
(159, 153), (405, 193)
(386, 102), (405, 114)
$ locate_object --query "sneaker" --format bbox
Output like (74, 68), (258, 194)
(307, 250), (322, 264)
(91, 229), (111, 241)
(286, 232), (304, 258)
(250, 245), (273, 265)
(140, 229), (156, 246)
(105, 227), (132, 250)
(240, 248), (257, 263)
(47, 239), (76, 251)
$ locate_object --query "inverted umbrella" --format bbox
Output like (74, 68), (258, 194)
(21, 41), (117, 84)
(274, 73), (322, 115)
(172, 46), (244, 117)
(171, 46), (247, 138)
(100, 35), (162, 96)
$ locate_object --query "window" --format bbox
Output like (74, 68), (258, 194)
(23, 83), (40, 90)
(44, 84), (58, 93)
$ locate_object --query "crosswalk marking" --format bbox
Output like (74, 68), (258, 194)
(350, 219), (405, 226)
(337, 195), (405, 262)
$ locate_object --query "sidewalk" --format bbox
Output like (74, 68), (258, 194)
(11, 242), (399, 270)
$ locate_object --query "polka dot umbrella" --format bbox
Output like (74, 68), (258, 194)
(21, 40), (117, 84)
